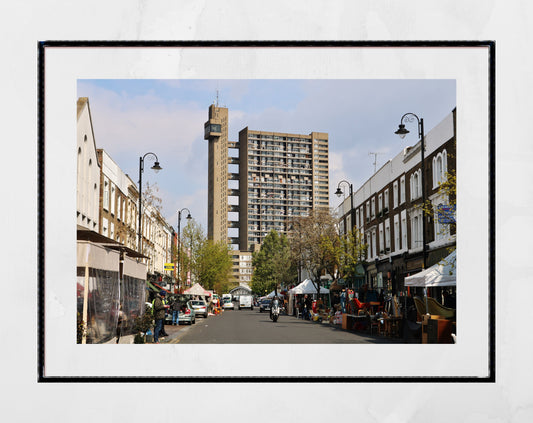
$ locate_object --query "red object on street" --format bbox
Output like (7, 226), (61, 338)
(312, 301), (317, 313)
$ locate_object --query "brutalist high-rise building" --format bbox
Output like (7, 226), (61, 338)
(205, 103), (329, 252)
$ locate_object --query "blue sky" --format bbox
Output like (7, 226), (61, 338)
(78, 79), (456, 233)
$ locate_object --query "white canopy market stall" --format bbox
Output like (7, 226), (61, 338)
(404, 250), (456, 287)
(288, 279), (330, 316)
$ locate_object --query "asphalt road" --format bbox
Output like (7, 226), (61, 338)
(169, 308), (400, 344)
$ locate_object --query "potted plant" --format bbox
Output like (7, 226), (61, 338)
(133, 305), (154, 344)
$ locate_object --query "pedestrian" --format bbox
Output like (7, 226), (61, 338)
(116, 304), (125, 344)
(170, 296), (180, 326)
(304, 294), (312, 320)
(160, 294), (170, 337)
(153, 290), (167, 343)
(340, 289), (346, 313)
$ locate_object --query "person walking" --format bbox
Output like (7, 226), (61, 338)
(115, 304), (125, 344)
(340, 289), (347, 314)
(170, 296), (180, 326)
(153, 290), (167, 344)
(305, 294), (313, 320)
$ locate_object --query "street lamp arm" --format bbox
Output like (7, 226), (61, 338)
(336, 179), (351, 190)
(399, 113), (423, 139)
(335, 180), (353, 198)
(178, 207), (192, 219)
(400, 112), (420, 125)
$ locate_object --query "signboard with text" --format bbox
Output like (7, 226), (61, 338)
(437, 205), (456, 224)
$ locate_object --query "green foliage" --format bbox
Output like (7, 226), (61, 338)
(133, 305), (153, 334)
(321, 226), (367, 283)
(195, 239), (233, 294)
(77, 311), (85, 344)
(178, 219), (205, 287)
(289, 209), (367, 294)
(252, 229), (296, 295)
(289, 210), (338, 294)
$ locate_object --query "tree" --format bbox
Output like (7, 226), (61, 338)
(195, 239), (233, 294)
(252, 230), (296, 296)
(178, 219), (205, 288)
(289, 209), (339, 296)
(321, 225), (367, 285)
(143, 181), (163, 213)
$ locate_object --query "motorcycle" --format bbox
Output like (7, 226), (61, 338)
(270, 298), (280, 322)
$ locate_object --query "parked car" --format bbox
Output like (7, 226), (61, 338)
(178, 301), (196, 325)
(190, 300), (208, 318)
(259, 299), (271, 313)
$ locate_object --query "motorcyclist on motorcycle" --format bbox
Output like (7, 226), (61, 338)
(270, 295), (280, 321)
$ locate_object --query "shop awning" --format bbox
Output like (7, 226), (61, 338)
(77, 226), (149, 259)
(146, 280), (160, 292)
(404, 250), (456, 287)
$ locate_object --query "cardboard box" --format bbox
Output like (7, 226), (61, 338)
(341, 313), (347, 329)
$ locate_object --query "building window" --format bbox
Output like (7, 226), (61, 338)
(102, 217), (109, 237)
(103, 179), (109, 211)
(117, 196), (121, 221)
(366, 201), (370, 222)
(384, 189), (389, 211)
(433, 195), (452, 242)
(385, 219), (391, 250)
(371, 197), (376, 218)
(433, 150), (448, 188)
(393, 181), (399, 208)
(394, 216), (400, 252)
(378, 194), (383, 213)
(411, 213), (422, 249)
(410, 170), (422, 200)
(378, 224), (384, 254)
(400, 176), (406, 204)
(110, 185), (116, 216)
(401, 215), (408, 250)
(371, 230), (377, 258)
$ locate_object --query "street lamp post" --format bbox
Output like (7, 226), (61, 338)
(137, 152), (162, 254)
(335, 180), (355, 234)
(395, 113), (427, 270)
(335, 180), (355, 289)
(176, 208), (192, 293)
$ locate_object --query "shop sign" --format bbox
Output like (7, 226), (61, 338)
(164, 263), (175, 271)
(406, 258), (424, 271)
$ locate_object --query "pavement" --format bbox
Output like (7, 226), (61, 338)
(105, 313), (219, 344)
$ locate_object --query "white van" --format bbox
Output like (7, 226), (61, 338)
(239, 295), (253, 310)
